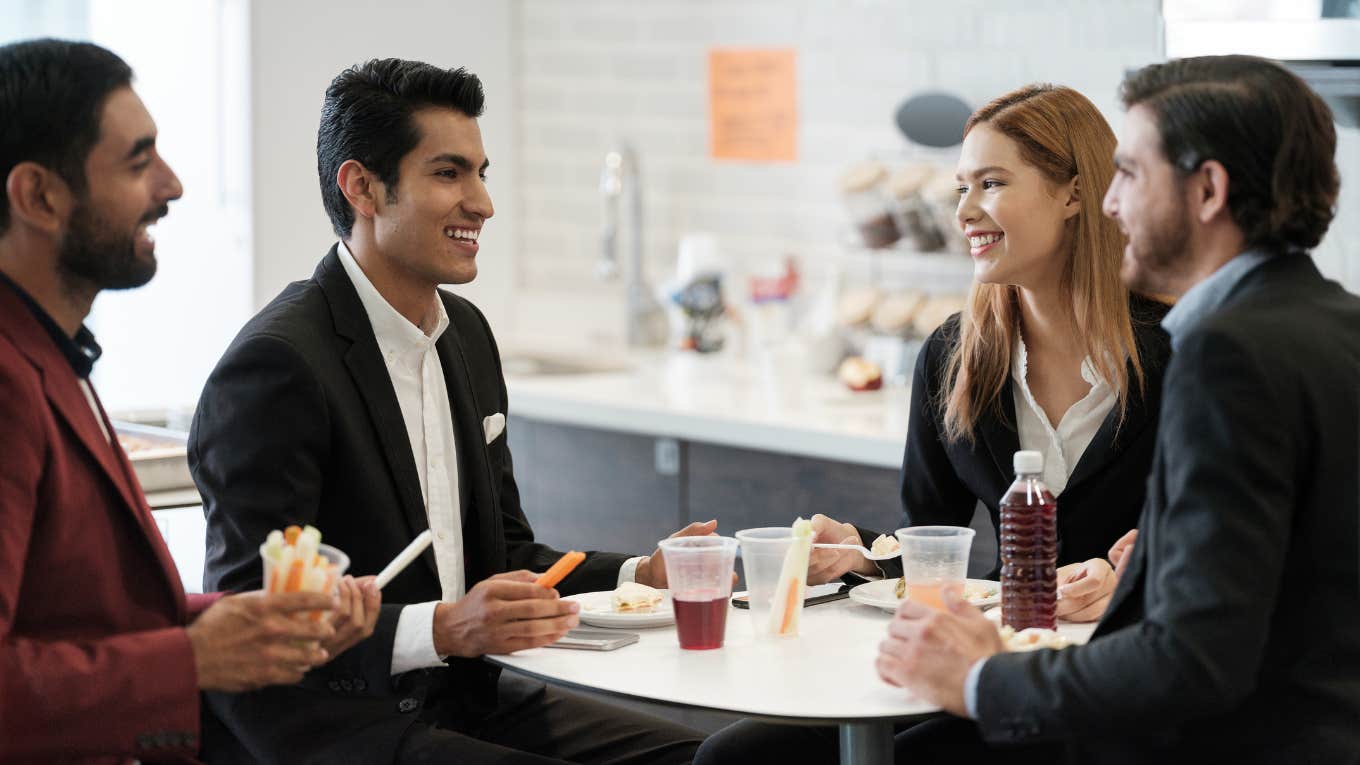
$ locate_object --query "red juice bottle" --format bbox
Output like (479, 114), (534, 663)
(999, 450), (1058, 630)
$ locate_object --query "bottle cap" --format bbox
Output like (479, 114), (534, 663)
(1014, 450), (1043, 475)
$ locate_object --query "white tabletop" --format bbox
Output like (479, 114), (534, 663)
(488, 587), (1098, 724)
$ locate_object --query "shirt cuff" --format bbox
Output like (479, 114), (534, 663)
(617, 556), (645, 586)
(390, 601), (446, 676)
(964, 657), (987, 719)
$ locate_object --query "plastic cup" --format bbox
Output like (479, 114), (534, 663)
(735, 527), (802, 639)
(658, 536), (738, 650)
(260, 541), (350, 595)
(895, 526), (974, 610)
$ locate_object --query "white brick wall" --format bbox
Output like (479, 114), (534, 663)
(508, 0), (1359, 345)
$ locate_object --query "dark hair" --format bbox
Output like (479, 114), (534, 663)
(1120, 55), (1339, 252)
(317, 58), (485, 238)
(0, 38), (133, 234)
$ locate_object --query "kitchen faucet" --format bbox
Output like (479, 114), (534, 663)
(599, 143), (667, 347)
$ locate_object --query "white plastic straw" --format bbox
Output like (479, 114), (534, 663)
(374, 529), (435, 590)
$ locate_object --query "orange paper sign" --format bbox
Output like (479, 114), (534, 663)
(708, 48), (797, 162)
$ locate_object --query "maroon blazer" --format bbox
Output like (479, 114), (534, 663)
(0, 284), (220, 763)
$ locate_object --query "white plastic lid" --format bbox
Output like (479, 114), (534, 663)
(1014, 450), (1044, 475)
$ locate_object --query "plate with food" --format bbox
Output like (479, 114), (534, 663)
(848, 578), (1001, 612)
(981, 606), (1096, 649)
(564, 582), (674, 629)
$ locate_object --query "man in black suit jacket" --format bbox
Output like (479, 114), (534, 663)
(875, 56), (1360, 763)
(192, 59), (704, 763)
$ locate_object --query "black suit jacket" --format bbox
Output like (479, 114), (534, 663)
(190, 248), (629, 764)
(976, 254), (1360, 763)
(861, 296), (1171, 577)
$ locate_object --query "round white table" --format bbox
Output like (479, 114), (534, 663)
(487, 589), (1097, 765)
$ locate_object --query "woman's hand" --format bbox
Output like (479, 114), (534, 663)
(1108, 529), (1138, 579)
(806, 514), (878, 585)
(1054, 558), (1116, 622)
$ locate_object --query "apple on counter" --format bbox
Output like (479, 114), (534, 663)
(837, 356), (883, 391)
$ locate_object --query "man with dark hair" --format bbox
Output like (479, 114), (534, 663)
(192, 58), (705, 763)
(875, 55), (1360, 763)
(0, 38), (376, 762)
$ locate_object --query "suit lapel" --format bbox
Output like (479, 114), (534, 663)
(977, 377), (1021, 483)
(44, 372), (143, 515)
(1064, 352), (1163, 494)
(0, 287), (185, 616)
(87, 386), (188, 619)
(435, 295), (503, 580)
(1064, 407), (1120, 493)
(317, 249), (439, 581)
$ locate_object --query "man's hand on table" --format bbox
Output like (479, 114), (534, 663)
(635, 519), (735, 589)
(806, 513), (879, 585)
(876, 590), (1003, 717)
(187, 590), (338, 692)
(433, 571), (579, 658)
(1056, 558), (1116, 622)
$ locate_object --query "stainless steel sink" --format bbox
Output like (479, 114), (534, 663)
(501, 353), (631, 377)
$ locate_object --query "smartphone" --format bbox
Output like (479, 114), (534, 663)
(730, 586), (850, 610)
(546, 629), (639, 651)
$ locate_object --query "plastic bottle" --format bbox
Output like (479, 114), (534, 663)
(999, 450), (1058, 630)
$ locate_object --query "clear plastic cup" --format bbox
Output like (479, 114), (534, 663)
(658, 536), (738, 650)
(260, 541), (350, 595)
(895, 526), (974, 610)
(735, 527), (802, 639)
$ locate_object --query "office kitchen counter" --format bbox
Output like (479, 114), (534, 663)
(504, 351), (911, 470)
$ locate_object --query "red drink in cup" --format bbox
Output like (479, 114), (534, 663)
(657, 536), (738, 650)
(672, 593), (729, 650)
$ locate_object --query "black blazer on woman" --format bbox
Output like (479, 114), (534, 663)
(861, 296), (1171, 577)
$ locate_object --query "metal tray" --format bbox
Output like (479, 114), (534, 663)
(112, 421), (195, 493)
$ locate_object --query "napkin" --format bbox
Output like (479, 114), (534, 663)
(483, 412), (506, 445)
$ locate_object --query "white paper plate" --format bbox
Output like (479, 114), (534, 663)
(848, 578), (1001, 612)
(564, 590), (675, 629)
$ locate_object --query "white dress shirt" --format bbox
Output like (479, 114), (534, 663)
(80, 381), (111, 443)
(337, 242), (464, 674)
(1010, 337), (1116, 495)
(337, 242), (644, 675)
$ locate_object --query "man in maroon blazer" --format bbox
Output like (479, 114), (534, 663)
(0, 39), (378, 763)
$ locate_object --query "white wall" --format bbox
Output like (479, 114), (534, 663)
(82, 0), (253, 415)
(509, 0), (1168, 345)
(508, 0), (1360, 347)
(248, 0), (517, 330)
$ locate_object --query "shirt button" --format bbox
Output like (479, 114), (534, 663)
(436, 531), (446, 541)
(397, 697), (420, 713)
(340, 679), (354, 692)
(355, 678), (368, 692)
(328, 680), (341, 692)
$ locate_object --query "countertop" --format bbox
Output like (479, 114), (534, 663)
(504, 350), (910, 469)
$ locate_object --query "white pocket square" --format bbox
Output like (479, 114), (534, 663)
(482, 412), (506, 445)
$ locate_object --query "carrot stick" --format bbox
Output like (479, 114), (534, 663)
(268, 568), (280, 594)
(535, 551), (585, 588)
(284, 526), (302, 546)
(778, 579), (801, 635)
(282, 559), (305, 592)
